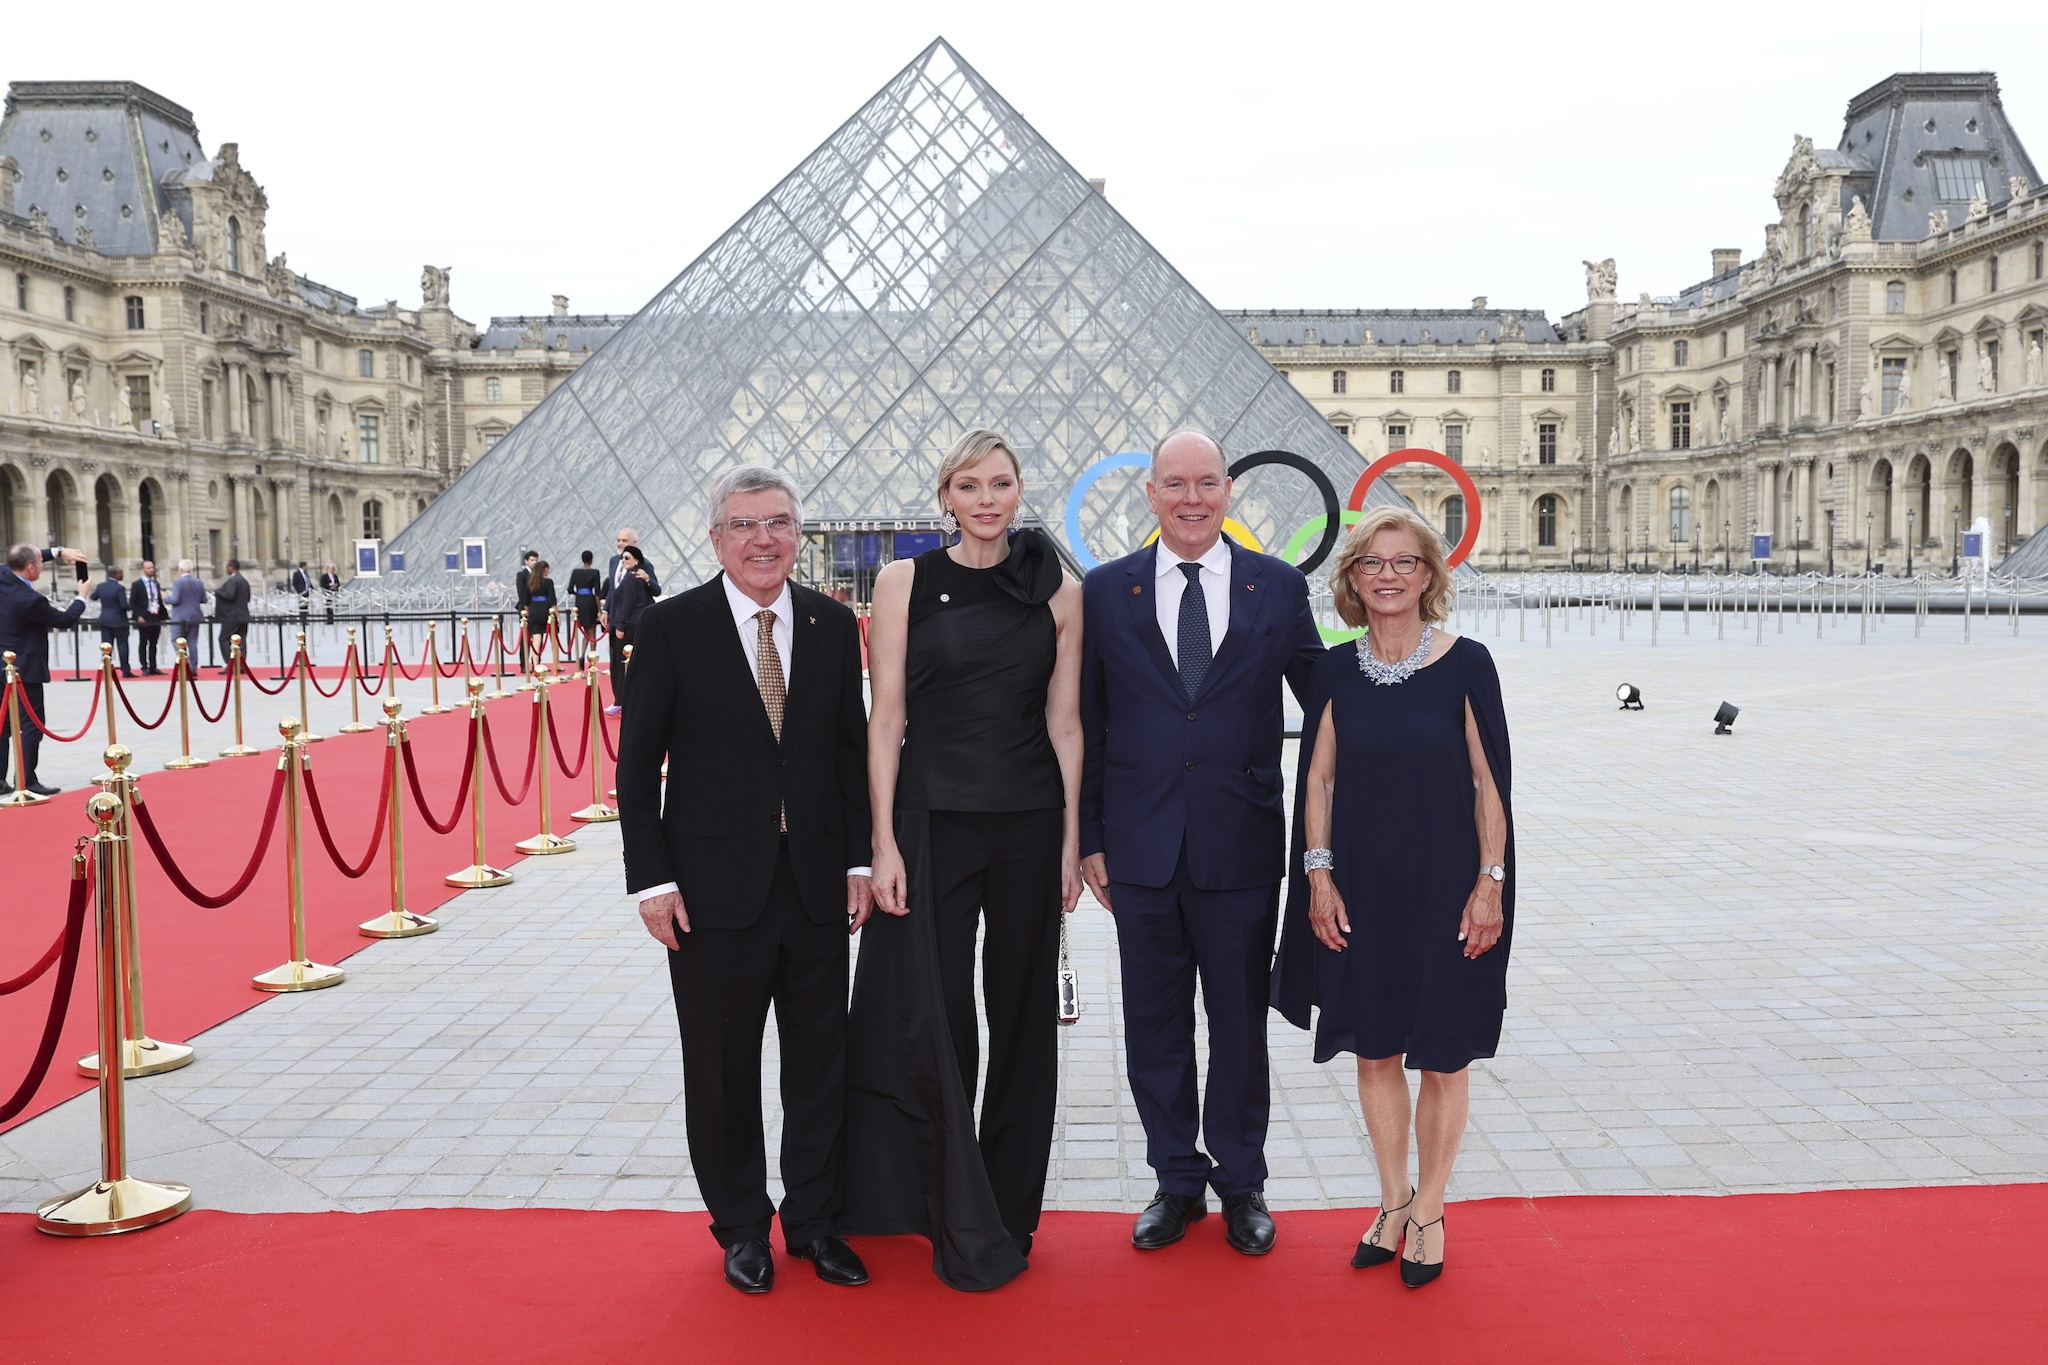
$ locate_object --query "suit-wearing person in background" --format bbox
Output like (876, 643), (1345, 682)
(514, 551), (539, 671)
(290, 562), (313, 622)
(617, 465), (874, 1296)
(0, 542), (88, 797)
(567, 551), (603, 643)
(523, 560), (557, 664)
(605, 545), (655, 716)
(167, 560), (207, 665)
(214, 559), (251, 671)
(1078, 430), (1323, 1258)
(845, 429), (1084, 1292)
(602, 527), (660, 630)
(1274, 507), (1512, 1289)
(130, 561), (167, 675)
(90, 566), (133, 676)
(318, 564), (340, 625)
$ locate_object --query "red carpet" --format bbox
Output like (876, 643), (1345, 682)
(0, 683), (613, 1132)
(1, 1189), (2043, 1363)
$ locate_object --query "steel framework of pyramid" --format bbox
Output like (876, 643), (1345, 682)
(389, 39), (1419, 590)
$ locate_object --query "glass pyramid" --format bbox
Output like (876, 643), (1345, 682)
(389, 39), (1418, 594)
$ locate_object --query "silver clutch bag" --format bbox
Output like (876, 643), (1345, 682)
(1057, 913), (1081, 1025)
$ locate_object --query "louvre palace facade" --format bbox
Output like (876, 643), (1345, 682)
(7, 69), (2048, 585)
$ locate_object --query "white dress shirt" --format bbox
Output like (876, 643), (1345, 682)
(1154, 536), (1233, 667)
(637, 573), (866, 904)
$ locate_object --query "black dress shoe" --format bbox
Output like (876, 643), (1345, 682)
(24, 780), (60, 798)
(1132, 1190), (1207, 1250)
(723, 1238), (774, 1294)
(0, 781), (12, 796)
(1015, 1232), (1033, 1259)
(789, 1235), (868, 1286)
(1400, 1215), (1445, 1288)
(1221, 1192), (1276, 1256)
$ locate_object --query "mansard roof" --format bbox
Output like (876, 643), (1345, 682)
(1836, 72), (2041, 241)
(0, 80), (207, 256)
(473, 316), (632, 353)
(1221, 308), (1562, 348)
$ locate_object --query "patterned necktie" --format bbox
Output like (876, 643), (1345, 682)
(1177, 562), (1212, 701)
(756, 609), (787, 831)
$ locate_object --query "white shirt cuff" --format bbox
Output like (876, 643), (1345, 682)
(847, 866), (872, 878)
(635, 882), (678, 902)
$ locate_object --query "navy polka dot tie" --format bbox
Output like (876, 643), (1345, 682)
(1177, 562), (1212, 701)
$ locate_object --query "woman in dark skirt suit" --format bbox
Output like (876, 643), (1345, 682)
(844, 428), (1084, 1292)
(1272, 505), (1513, 1289)
(524, 560), (558, 664)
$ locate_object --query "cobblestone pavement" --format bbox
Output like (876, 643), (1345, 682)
(6, 603), (2047, 1218)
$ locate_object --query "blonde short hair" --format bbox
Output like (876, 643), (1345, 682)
(1330, 506), (1455, 627)
(936, 428), (1021, 512)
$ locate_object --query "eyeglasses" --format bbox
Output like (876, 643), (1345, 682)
(720, 516), (798, 538)
(1355, 555), (1424, 576)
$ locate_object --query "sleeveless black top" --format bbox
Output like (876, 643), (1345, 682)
(895, 529), (1064, 813)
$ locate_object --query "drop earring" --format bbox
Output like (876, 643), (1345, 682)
(940, 508), (959, 536)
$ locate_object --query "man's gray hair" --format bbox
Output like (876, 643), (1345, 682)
(176, 558), (194, 573)
(5, 543), (35, 572)
(1150, 426), (1228, 478)
(707, 464), (804, 529)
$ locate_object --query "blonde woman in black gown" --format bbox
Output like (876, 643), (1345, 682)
(1273, 506), (1514, 1288)
(844, 428), (1084, 1291)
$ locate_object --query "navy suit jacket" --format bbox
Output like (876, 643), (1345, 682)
(1079, 540), (1323, 891)
(0, 569), (86, 685)
(603, 553), (658, 615)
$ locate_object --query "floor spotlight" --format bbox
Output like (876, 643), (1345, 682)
(1615, 684), (1643, 711)
(1713, 701), (1740, 735)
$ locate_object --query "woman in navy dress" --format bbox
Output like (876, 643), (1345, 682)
(1272, 505), (1512, 1288)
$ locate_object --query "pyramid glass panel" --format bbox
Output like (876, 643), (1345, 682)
(390, 39), (1427, 596)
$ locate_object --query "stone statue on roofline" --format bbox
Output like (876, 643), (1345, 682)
(1843, 196), (1872, 242)
(1583, 258), (1617, 301)
(422, 265), (451, 309)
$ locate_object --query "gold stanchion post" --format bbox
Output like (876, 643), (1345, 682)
(514, 664), (574, 855)
(487, 618), (511, 699)
(572, 650), (618, 823)
(79, 745), (193, 1079)
(162, 639), (208, 771)
(421, 623), (450, 714)
(339, 627), (374, 733)
(95, 642), (119, 783)
(446, 680), (512, 887)
(360, 699), (437, 938)
(444, 679), (512, 892)
(3, 652), (50, 807)
(218, 636), (259, 758)
(382, 625), (399, 710)
(252, 717), (346, 992)
(517, 612), (538, 693)
(36, 793), (193, 1236)
(296, 630), (324, 743)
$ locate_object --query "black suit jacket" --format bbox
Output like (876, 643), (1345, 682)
(0, 570), (86, 685)
(130, 576), (168, 624)
(604, 553), (659, 615)
(214, 572), (251, 626)
(617, 575), (871, 929)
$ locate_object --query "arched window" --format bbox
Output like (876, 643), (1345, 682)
(362, 499), (384, 540)
(1540, 367), (1556, 393)
(1442, 495), (1465, 546)
(483, 376), (502, 402)
(1446, 370), (1462, 394)
(1535, 495), (1559, 548)
(1886, 280), (1906, 314)
(1669, 486), (1692, 542)
(225, 216), (242, 273)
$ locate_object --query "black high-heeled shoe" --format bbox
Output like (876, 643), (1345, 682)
(1350, 1194), (1412, 1268)
(1400, 1214), (1445, 1287)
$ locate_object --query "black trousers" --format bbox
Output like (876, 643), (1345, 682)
(1, 679), (46, 784)
(98, 627), (131, 671)
(217, 622), (244, 666)
(608, 627), (634, 712)
(927, 808), (1063, 1239)
(136, 623), (161, 672)
(666, 844), (847, 1249)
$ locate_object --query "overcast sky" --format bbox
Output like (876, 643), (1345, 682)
(9, 1), (2048, 325)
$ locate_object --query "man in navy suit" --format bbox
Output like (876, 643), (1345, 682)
(1, 542), (89, 796)
(1079, 431), (1322, 1258)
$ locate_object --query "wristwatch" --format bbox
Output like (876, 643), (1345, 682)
(1478, 864), (1505, 883)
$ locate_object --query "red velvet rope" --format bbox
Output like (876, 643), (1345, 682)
(400, 730), (474, 835)
(434, 636), (464, 679)
(13, 671), (104, 742)
(243, 652), (292, 695)
(0, 907), (67, 995)
(0, 859), (90, 1125)
(481, 703), (540, 805)
(189, 662), (233, 723)
(545, 686), (590, 779)
(111, 669), (179, 730)
(599, 703), (618, 762)
(300, 751), (391, 879)
(131, 765), (287, 908)
(305, 645), (352, 699)
(356, 647), (391, 696)
(391, 640), (426, 682)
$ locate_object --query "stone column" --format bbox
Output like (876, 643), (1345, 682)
(2018, 430), (2038, 541)
(230, 474), (252, 565)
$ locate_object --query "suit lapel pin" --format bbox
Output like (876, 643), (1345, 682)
(1132, 585), (1143, 595)
(1246, 583), (1255, 591)
(808, 616), (816, 624)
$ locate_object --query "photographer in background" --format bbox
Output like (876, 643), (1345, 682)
(0, 542), (89, 797)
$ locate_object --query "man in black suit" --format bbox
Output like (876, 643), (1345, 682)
(290, 561), (313, 623)
(600, 527), (659, 633)
(513, 550), (539, 671)
(1, 542), (88, 796)
(130, 560), (168, 674)
(617, 467), (873, 1296)
(213, 559), (251, 671)
(318, 564), (340, 625)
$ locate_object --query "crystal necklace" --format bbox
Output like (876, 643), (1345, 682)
(1356, 625), (1434, 686)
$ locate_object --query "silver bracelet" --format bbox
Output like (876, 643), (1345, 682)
(1303, 848), (1334, 872)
